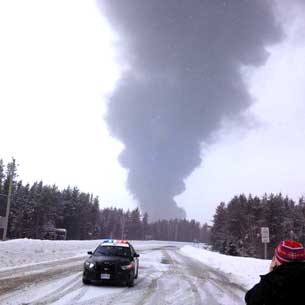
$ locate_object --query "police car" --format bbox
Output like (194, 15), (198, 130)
(82, 239), (140, 287)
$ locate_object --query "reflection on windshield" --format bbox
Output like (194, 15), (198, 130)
(94, 246), (131, 257)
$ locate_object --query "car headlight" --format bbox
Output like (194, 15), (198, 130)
(85, 262), (95, 269)
(121, 263), (134, 270)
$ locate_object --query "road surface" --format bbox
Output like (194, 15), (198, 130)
(0, 243), (246, 305)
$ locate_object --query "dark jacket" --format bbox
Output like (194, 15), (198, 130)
(245, 262), (305, 305)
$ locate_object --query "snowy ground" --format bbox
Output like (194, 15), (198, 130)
(181, 245), (270, 290)
(0, 239), (271, 304)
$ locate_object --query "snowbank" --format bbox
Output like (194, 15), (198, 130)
(181, 245), (270, 289)
(0, 239), (99, 270)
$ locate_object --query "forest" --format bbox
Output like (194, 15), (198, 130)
(210, 193), (305, 259)
(0, 159), (209, 242)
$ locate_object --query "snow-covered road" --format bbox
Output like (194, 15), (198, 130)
(0, 242), (247, 305)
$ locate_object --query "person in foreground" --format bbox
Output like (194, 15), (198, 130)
(245, 240), (305, 305)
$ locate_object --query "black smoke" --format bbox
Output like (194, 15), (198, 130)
(97, 0), (282, 220)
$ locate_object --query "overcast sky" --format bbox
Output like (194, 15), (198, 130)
(0, 0), (305, 223)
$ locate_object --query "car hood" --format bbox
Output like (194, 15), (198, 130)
(87, 255), (131, 265)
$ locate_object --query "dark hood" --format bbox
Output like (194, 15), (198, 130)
(88, 255), (131, 265)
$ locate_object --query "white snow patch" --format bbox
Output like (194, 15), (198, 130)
(0, 239), (100, 270)
(181, 245), (270, 289)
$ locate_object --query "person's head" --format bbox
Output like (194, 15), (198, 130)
(275, 240), (305, 264)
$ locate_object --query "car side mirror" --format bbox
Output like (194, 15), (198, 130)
(134, 253), (140, 258)
(87, 251), (93, 255)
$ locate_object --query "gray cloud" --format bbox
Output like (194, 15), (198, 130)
(97, 0), (282, 220)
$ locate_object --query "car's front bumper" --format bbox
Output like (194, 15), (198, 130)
(83, 267), (133, 284)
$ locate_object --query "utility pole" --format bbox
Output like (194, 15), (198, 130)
(2, 159), (14, 241)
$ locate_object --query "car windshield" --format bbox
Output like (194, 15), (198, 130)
(94, 246), (131, 257)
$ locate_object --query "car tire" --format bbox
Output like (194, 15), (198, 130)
(127, 273), (134, 287)
(82, 278), (91, 285)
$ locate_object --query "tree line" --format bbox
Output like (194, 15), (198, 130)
(210, 193), (305, 259)
(0, 159), (210, 242)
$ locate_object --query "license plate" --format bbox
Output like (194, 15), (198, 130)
(100, 273), (110, 280)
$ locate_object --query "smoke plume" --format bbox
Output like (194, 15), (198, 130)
(98, 0), (282, 220)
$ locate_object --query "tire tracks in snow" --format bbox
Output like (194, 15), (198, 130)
(105, 249), (203, 305)
(0, 256), (85, 297)
(170, 250), (246, 305)
(22, 273), (83, 305)
(160, 250), (203, 305)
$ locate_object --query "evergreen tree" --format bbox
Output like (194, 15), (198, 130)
(210, 202), (228, 253)
(142, 212), (149, 239)
(200, 223), (210, 244)
(127, 208), (141, 239)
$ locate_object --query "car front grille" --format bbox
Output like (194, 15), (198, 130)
(96, 262), (117, 274)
